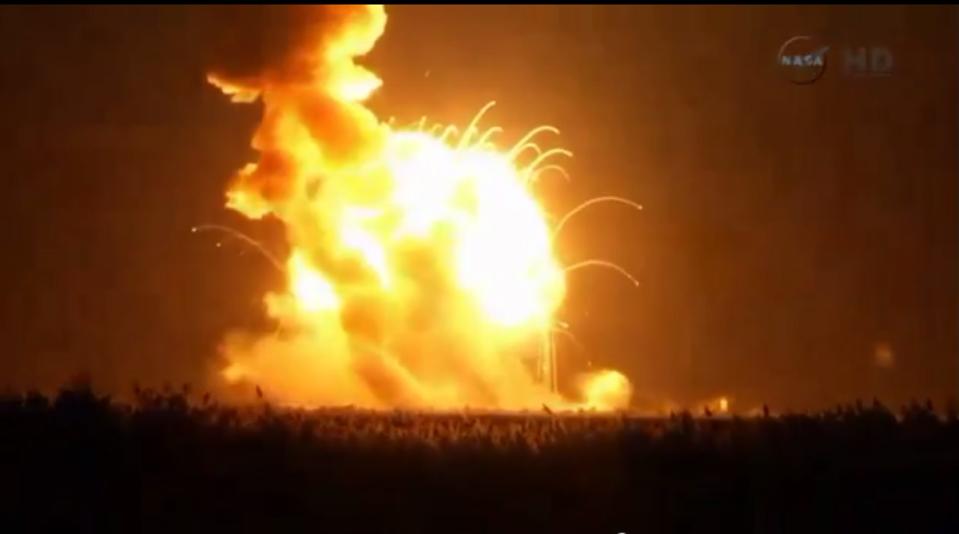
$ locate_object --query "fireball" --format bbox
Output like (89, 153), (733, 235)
(205, 5), (637, 411)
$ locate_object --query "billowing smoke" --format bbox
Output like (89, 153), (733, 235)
(206, 5), (387, 203)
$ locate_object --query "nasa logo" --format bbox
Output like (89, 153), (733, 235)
(777, 35), (829, 85)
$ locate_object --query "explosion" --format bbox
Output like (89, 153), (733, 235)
(204, 5), (636, 410)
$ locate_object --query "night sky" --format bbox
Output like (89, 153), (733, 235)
(0, 5), (955, 410)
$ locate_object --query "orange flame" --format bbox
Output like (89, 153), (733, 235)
(209, 5), (631, 410)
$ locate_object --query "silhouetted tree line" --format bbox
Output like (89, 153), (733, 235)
(1, 383), (957, 533)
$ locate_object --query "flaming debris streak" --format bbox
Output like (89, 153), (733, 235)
(191, 225), (284, 272)
(207, 5), (638, 410)
(564, 260), (640, 288)
(553, 196), (644, 240)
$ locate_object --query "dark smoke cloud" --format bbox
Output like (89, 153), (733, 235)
(202, 5), (385, 92)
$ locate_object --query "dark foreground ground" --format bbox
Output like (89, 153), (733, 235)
(2, 386), (958, 533)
